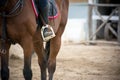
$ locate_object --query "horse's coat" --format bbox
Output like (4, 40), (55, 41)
(0, 0), (69, 80)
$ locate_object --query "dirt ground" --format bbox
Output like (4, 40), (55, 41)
(1, 41), (120, 80)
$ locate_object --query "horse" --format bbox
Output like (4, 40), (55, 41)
(0, 0), (69, 80)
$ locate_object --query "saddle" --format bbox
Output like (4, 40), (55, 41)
(31, 0), (58, 20)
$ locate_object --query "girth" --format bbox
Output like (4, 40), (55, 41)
(0, 12), (7, 54)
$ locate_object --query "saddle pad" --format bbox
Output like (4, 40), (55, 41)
(31, 0), (59, 20)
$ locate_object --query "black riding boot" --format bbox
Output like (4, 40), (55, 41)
(40, 5), (55, 42)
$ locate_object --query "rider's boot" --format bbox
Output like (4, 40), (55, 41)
(40, 5), (55, 42)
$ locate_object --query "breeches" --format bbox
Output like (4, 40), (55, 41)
(39, 0), (48, 8)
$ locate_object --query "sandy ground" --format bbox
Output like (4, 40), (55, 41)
(1, 42), (120, 80)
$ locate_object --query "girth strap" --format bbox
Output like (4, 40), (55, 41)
(0, 12), (7, 54)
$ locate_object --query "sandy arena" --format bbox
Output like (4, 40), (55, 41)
(1, 41), (120, 80)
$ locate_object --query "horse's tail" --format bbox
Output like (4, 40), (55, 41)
(45, 41), (50, 61)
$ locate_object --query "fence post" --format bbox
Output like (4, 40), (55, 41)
(118, 7), (120, 43)
(88, 4), (93, 41)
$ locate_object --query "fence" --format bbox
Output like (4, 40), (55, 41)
(87, 1), (120, 43)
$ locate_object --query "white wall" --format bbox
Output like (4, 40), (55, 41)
(62, 3), (89, 43)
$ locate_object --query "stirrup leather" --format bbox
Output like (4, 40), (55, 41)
(41, 25), (55, 42)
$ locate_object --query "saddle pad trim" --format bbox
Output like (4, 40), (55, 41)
(48, 11), (59, 20)
(31, 0), (38, 17)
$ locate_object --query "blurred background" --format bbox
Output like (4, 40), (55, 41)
(62, 0), (120, 44)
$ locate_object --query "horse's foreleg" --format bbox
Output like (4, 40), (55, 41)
(23, 53), (32, 80)
(48, 36), (61, 80)
(1, 43), (10, 80)
(20, 37), (33, 80)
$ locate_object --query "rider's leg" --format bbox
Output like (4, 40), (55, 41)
(39, 0), (48, 24)
(39, 0), (55, 42)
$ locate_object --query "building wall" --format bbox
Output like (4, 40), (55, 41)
(62, 4), (89, 43)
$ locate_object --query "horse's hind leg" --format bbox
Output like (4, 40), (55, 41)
(20, 37), (33, 80)
(1, 43), (10, 80)
(47, 35), (62, 80)
(47, 9), (68, 80)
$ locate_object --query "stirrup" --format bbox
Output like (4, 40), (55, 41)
(41, 25), (55, 42)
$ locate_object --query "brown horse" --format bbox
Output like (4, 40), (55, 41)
(0, 0), (69, 80)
